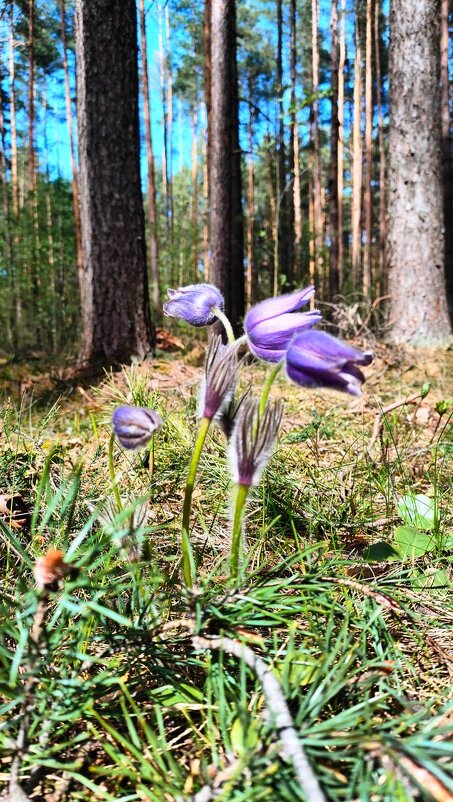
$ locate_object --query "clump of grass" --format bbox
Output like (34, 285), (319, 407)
(0, 352), (451, 801)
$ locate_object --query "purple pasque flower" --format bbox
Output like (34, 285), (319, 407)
(112, 405), (162, 450)
(245, 286), (322, 363)
(229, 398), (283, 487)
(285, 330), (373, 396)
(199, 335), (238, 420)
(163, 283), (224, 327)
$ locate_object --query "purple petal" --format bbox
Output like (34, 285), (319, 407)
(288, 330), (372, 366)
(245, 286), (315, 335)
(285, 330), (372, 396)
(163, 283), (224, 326)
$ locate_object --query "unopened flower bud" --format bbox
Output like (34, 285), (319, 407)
(163, 283), (224, 327)
(199, 336), (238, 420)
(229, 398), (283, 487)
(112, 406), (162, 451)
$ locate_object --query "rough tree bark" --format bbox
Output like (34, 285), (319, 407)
(363, 0), (373, 299)
(387, 0), (451, 345)
(441, 0), (452, 319)
(290, 0), (302, 282)
(329, 0), (340, 301)
(352, 13), (362, 290)
(59, 0), (83, 297)
(139, 0), (160, 311)
(374, 0), (386, 295)
(75, 0), (154, 364)
(337, 0), (345, 285)
(311, 0), (324, 294)
(209, 0), (244, 332)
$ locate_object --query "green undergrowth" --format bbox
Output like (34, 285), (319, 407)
(0, 352), (452, 801)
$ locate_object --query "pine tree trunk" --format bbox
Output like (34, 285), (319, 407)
(337, 0), (345, 288)
(329, 0), (340, 301)
(139, 0), (160, 311)
(209, 0), (244, 331)
(191, 104), (199, 281)
(363, 0), (373, 299)
(290, 0), (302, 282)
(352, 14), (362, 290)
(27, 0), (36, 193)
(387, 0), (451, 345)
(59, 0), (83, 298)
(9, 2), (18, 215)
(165, 3), (174, 255)
(202, 103), (210, 280)
(374, 0), (386, 296)
(311, 0), (323, 293)
(75, 0), (154, 364)
(158, 3), (169, 238)
(246, 81), (255, 308)
(441, 0), (452, 319)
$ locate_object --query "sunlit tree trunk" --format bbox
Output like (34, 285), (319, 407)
(363, 0), (373, 299)
(75, 0), (154, 364)
(210, 0), (244, 330)
(28, 0), (36, 193)
(441, 0), (452, 317)
(329, 0), (340, 301)
(290, 0), (302, 282)
(202, 103), (210, 280)
(0, 92), (14, 348)
(158, 3), (169, 236)
(139, 0), (159, 310)
(191, 103), (199, 281)
(311, 0), (323, 293)
(352, 13), (362, 291)
(374, 0), (386, 296)
(337, 0), (345, 288)
(165, 3), (174, 254)
(246, 78), (256, 308)
(59, 0), (83, 297)
(388, 0), (451, 345)
(9, 2), (18, 215)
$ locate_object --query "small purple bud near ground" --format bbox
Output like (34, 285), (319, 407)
(199, 336), (238, 421)
(285, 330), (373, 396)
(229, 398), (284, 487)
(112, 405), (162, 450)
(163, 283), (224, 326)
(245, 286), (322, 362)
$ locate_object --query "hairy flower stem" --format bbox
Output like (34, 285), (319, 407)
(230, 483), (250, 581)
(212, 306), (236, 345)
(181, 416), (211, 587)
(148, 435), (155, 482)
(108, 433), (123, 512)
(259, 361), (283, 417)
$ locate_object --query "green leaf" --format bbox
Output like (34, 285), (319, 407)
(412, 569), (449, 590)
(397, 494), (436, 530)
(364, 541), (400, 562)
(394, 526), (435, 558)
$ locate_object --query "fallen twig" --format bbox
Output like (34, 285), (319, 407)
(192, 634), (326, 802)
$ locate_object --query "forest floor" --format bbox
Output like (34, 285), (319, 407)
(0, 336), (452, 801)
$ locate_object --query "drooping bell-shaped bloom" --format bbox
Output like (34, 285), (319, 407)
(245, 286), (322, 363)
(112, 405), (162, 450)
(199, 335), (238, 420)
(163, 283), (224, 327)
(285, 330), (373, 396)
(229, 398), (283, 487)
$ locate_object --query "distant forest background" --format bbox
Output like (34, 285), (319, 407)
(0, 0), (451, 358)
